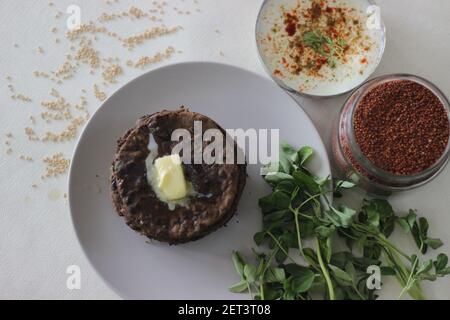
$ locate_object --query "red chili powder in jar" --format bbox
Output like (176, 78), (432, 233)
(352, 80), (450, 176)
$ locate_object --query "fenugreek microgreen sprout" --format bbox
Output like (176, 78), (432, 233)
(230, 143), (450, 300)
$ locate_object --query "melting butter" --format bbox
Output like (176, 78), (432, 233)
(145, 135), (194, 210)
(153, 154), (187, 201)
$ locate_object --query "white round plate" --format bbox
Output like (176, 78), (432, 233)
(69, 62), (330, 299)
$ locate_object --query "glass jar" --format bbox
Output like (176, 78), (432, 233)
(332, 74), (450, 195)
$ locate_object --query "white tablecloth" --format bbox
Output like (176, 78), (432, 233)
(0, 0), (449, 299)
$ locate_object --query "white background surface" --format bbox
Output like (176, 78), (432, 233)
(0, 0), (449, 300)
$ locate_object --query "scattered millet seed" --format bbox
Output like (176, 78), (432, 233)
(66, 22), (111, 41)
(94, 84), (107, 101)
(129, 6), (147, 19)
(98, 12), (118, 22)
(25, 127), (40, 141)
(33, 71), (50, 78)
(122, 26), (180, 48)
(42, 117), (85, 142)
(42, 153), (70, 179)
(102, 64), (123, 83)
(6, 0), (189, 191)
(53, 60), (77, 80)
(133, 46), (175, 69)
(19, 155), (34, 162)
(11, 93), (32, 102)
(75, 41), (100, 69)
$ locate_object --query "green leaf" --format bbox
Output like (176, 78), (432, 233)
(325, 210), (342, 227)
(366, 209), (380, 228)
(397, 219), (411, 234)
(229, 280), (248, 293)
(231, 251), (245, 277)
(282, 279), (296, 300)
(265, 172), (294, 185)
(278, 142), (299, 173)
(292, 170), (320, 194)
(363, 244), (382, 260)
(329, 265), (353, 286)
(419, 273), (437, 281)
(297, 146), (314, 166)
(253, 231), (266, 246)
(369, 199), (394, 218)
(362, 199), (395, 236)
(330, 252), (352, 269)
(280, 230), (298, 248)
(329, 205), (356, 228)
(397, 210), (418, 234)
(285, 264), (312, 276)
(353, 256), (381, 269)
(321, 237), (333, 264)
(265, 267), (286, 283)
(275, 180), (297, 194)
(434, 254), (448, 272)
(263, 210), (289, 223)
(275, 249), (287, 263)
(419, 217), (430, 235)
(416, 260), (433, 276)
(299, 220), (316, 239)
(243, 264), (257, 282)
(263, 219), (284, 232)
(315, 225), (336, 239)
(263, 287), (282, 300)
(412, 217), (430, 254)
(381, 266), (396, 276)
(424, 238), (444, 250)
(259, 191), (291, 214)
(437, 267), (450, 276)
(291, 270), (315, 293)
(411, 222), (423, 253)
(345, 262), (357, 286)
(335, 180), (356, 189)
(406, 210), (417, 228)
(282, 142), (299, 162)
(255, 253), (266, 277)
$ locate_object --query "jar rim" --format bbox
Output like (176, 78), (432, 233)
(340, 73), (450, 188)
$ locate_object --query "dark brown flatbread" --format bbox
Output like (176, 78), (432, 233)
(110, 108), (247, 244)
